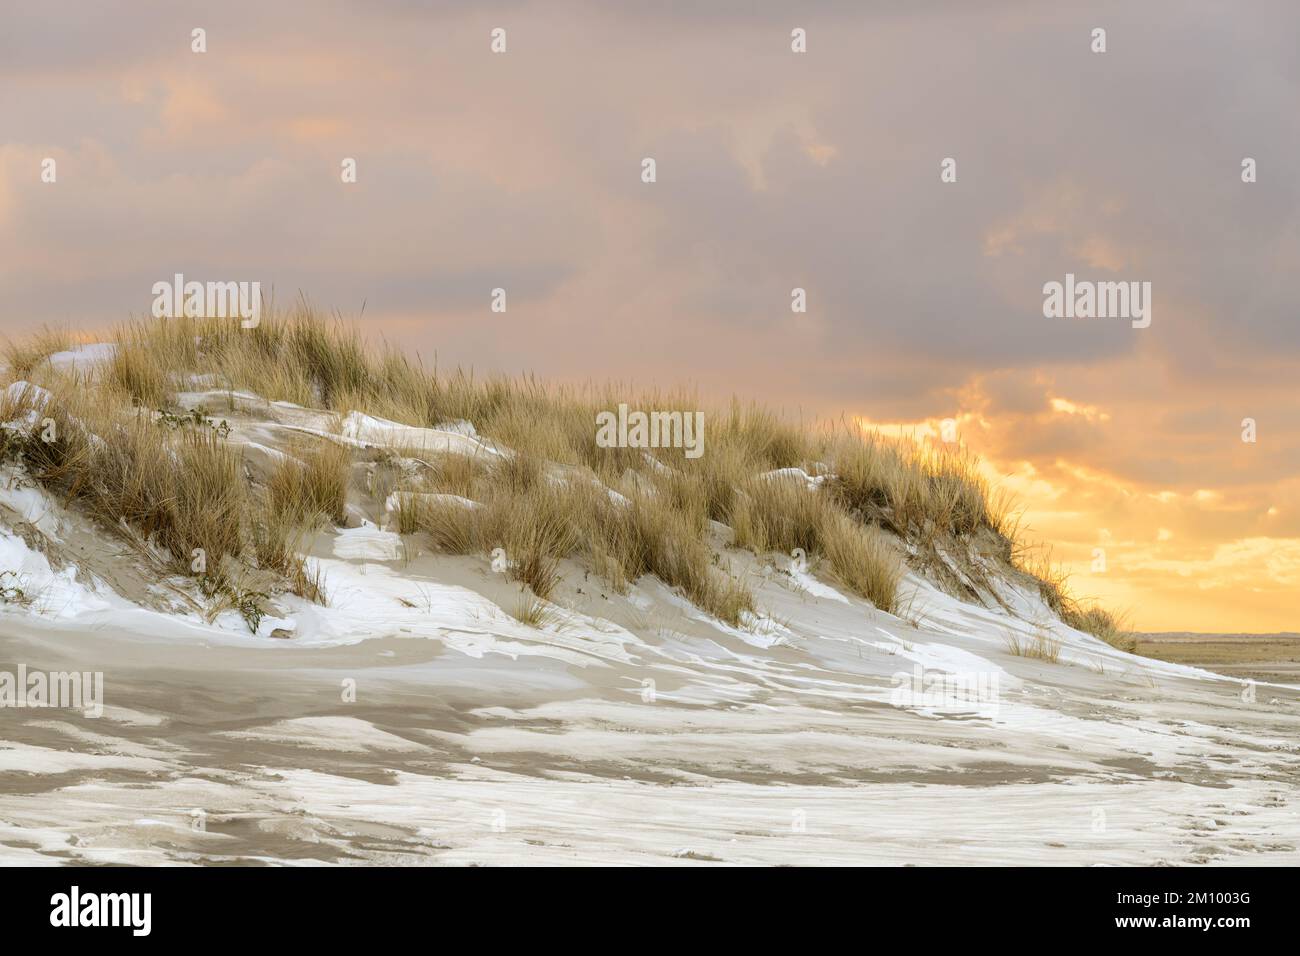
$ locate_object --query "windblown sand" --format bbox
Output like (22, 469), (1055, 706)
(1, 552), (1297, 865)
(0, 380), (1295, 865)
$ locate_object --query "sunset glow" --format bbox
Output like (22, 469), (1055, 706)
(3, 2), (1296, 634)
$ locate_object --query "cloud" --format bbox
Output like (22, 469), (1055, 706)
(2, 0), (1298, 629)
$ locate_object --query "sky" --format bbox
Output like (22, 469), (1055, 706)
(1, 0), (1297, 631)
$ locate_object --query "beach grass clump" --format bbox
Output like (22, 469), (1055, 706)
(727, 473), (903, 612)
(826, 431), (993, 539)
(1063, 603), (1136, 652)
(509, 588), (563, 629)
(1004, 628), (1063, 663)
(819, 510), (904, 614)
(1, 326), (75, 377)
(267, 437), (353, 525)
(1012, 544), (1135, 652)
(9, 389), (325, 605)
(23, 406), (245, 575)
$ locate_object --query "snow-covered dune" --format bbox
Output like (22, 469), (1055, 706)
(0, 381), (1296, 866)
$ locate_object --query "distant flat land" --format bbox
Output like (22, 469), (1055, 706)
(1136, 632), (1300, 683)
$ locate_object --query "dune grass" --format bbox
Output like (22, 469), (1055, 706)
(1004, 627), (1063, 663)
(24, 404), (244, 574)
(1063, 603), (1135, 652)
(819, 510), (905, 613)
(1, 326), (75, 377)
(268, 437), (352, 525)
(509, 588), (563, 629)
(826, 432), (996, 539)
(0, 305), (1128, 639)
(728, 473), (904, 612)
(397, 454), (756, 623)
(1012, 543), (1134, 650)
(4, 375), (324, 610)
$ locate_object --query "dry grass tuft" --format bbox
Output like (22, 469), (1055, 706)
(396, 494), (479, 553)
(509, 588), (562, 629)
(481, 480), (582, 599)
(826, 429), (992, 539)
(1013, 544), (1135, 652)
(1004, 627), (1063, 663)
(8, 386), (324, 607)
(268, 438), (352, 525)
(23, 407), (244, 576)
(728, 474), (903, 613)
(1064, 603), (1135, 652)
(819, 510), (904, 614)
(2, 326), (74, 377)
(251, 510), (328, 603)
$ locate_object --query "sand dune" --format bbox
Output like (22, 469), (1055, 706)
(0, 378), (1296, 865)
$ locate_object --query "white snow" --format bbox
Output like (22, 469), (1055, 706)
(46, 343), (117, 371)
(0, 528), (117, 619)
(760, 466), (829, 490)
(0, 382), (1294, 866)
(338, 411), (503, 457)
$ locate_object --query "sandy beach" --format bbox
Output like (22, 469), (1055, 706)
(1, 534), (1296, 865)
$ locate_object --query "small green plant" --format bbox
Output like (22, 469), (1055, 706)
(235, 589), (268, 633)
(199, 574), (269, 633)
(156, 407), (231, 438)
(0, 570), (26, 604)
(0, 428), (24, 463)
